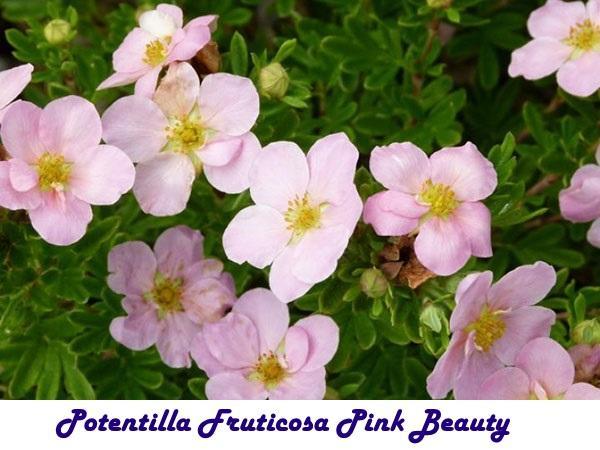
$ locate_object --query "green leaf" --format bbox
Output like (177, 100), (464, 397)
(273, 39), (297, 63)
(60, 346), (95, 400)
(353, 313), (377, 349)
(9, 343), (46, 398)
(36, 343), (61, 400)
(230, 32), (248, 76)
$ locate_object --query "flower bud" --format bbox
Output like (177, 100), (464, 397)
(259, 63), (289, 100)
(573, 319), (600, 345)
(360, 268), (389, 299)
(420, 304), (446, 333)
(427, 0), (452, 8)
(44, 19), (72, 45)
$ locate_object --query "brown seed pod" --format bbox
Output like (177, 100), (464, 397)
(379, 235), (436, 289)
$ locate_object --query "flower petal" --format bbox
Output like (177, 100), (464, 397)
(155, 312), (199, 368)
(28, 192), (93, 246)
(223, 205), (291, 268)
(97, 70), (146, 91)
(134, 66), (162, 98)
(109, 305), (161, 351)
(488, 261), (556, 310)
(156, 4), (183, 27)
(107, 241), (157, 296)
(169, 20), (211, 61)
(450, 271), (493, 332)
(154, 225), (204, 276)
(198, 136), (242, 167)
(69, 145), (135, 205)
(199, 73), (259, 136)
(39, 96), (102, 160)
(268, 368), (326, 400)
(426, 332), (468, 399)
(152, 62), (199, 117)
(269, 245), (314, 303)
(283, 326), (309, 372)
(306, 132), (358, 205)
(202, 312), (260, 369)
(369, 142), (430, 194)
(527, 0), (586, 39)
(363, 190), (425, 236)
(112, 28), (155, 73)
(587, 218), (600, 248)
(559, 165), (600, 222)
(453, 340), (504, 399)
(557, 51), (600, 97)
(478, 367), (531, 400)
(139, 9), (178, 38)
(8, 158), (38, 192)
(430, 142), (497, 202)
(182, 277), (235, 324)
(249, 141), (309, 212)
(293, 315), (339, 372)
(508, 38), (571, 80)
(133, 153), (196, 216)
(206, 372), (268, 400)
(0, 161), (40, 210)
(190, 331), (230, 376)
(414, 217), (471, 276)
(0, 100), (45, 162)
(564, 382), (600, 400)
(0, 64), (32, 111)
(452, 201), (492, 257)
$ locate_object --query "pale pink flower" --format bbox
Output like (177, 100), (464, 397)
(569, 344), (600, 385)
(0, 64), (33, 122)
(363, 142), (497, 276)
(108, 225), (236, 368)
(508, 0), (600, 97)
(559, 146), (600, 247)
(479, 338), (600, 399)
(427, 262), (557, 399)
(0, 97), (134, 245)
(102, 62), (260, 216)
(191, 288), (339, 399)
(222, 133), (362, 302)
(98, 3), (216, 96)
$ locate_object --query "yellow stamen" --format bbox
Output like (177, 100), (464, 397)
(248, 353), (287, 389)
(36, 152), (71, 192)
(419, 180), (458, 219)
(166, 116), (206, 153)
(465, 307), (506, 352)
(564, 19), (600, 54)
(146, 274), (183, 316)
(143, 39), (169, 67)
(284, 193), (323, 241)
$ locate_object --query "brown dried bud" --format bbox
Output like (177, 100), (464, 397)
(0, 144), (7, 161)
(193, 41), (221, 75)
(378, 236), (436, 289)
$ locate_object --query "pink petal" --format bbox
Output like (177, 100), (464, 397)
(202, 312), (260, 369)
(269, 368), (326, 400)
(249, 141), (309, 212)
(488, 261), (556, 310)
(320, 187), (363, 233)
(589, 0), (600, 21)
(292, 225), (350, 284)
(107, 241), (157, 296)
(186, 15), (218, 32)
(0, 101), (45, 162)
(206, 372), (268, 400)
(133, 153), (196, 216)
(199, 73), (259, 136)
(516, 337), (574, 399)
(139, 9), (178, 38)
(97, 70), (146, 91)
(269, 245), (314, 303)
(492, 306), (555, 366)
(559, 165), (600, 222)
(527, 0), (586, 39)
(154, 225), (204, 276)
(453, 340), (504, 399)
(450, 271), (493, 332)
(109, 301), (161, 350)
(198, 136), (241, 167)
(112, 28), (155, 73)
(587, 218), (600, 247)
(155, 312), (199, 368)
(134, 67), (162, 98)
(182, 277), (235, 324)
(293, 315), (339, 372)
(478, 367), (531, 400)
(152, 62), (199, 117)
(204, 132), (261, 193)
(0, 64), (32, 111)
(508, 38), (571, 80)
(39, 96), (102, 160)
(0, 161), (40, 210)
(426, 332), (468, 399)
(169, 21), (211, 61)
(190, 331), (230, 376)
(223, 205), (291, 268)
(8, 158), (37, 192)
(233, 288), (290, 353)
(155, 4), (183, 28)
(69, 145), (135, 205)
(305, 132), (359, 205)
(102, 95), (168, 163)
(369, 142), (430, 194)
(564, 382), (600, 400)
(430, 142), (497, 202)
(557, 51), (600, 97)
(283, 326), (309, 372)
(363, 190), (426, 236)
(452, 201), (492, 257)
(414, 217), (471, 276)
(28, 192), (93, 246)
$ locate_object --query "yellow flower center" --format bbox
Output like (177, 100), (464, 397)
(564, 19), (600, 53)
(146, 274), (183, 316)
(248, 353), (287, 389)
(284, 194), (323, 241)
(166, 116), (206, 154)
(36, 152), (71, 192)
(143, 39), (169, 67)
(465, 307), (506, 352)
(419, 180), (458, 219)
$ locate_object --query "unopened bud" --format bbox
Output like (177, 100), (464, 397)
(259, 63), (289, 100)
(573, 319), (600, 345)
(360, 268), (389, 299)
(420, 304), (446, 333)
(427, 0), (452, 8)
(44, 19), (72, 45)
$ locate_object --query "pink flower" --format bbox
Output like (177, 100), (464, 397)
(559, 147), (600, 247)
(0, 97), (134, 245)
(102, 62), (260, 216)
(222, 133), (362, 302)
(191, 288), (339, 399)
(98, 3), (216, 96)
(479, 338), (600, 399)
(363, 142), (497, 276)
(427, 262), (557, 399)
(108, 225), (236, 368)
(569, 344), (600, 385)
(508, 0), (600, 97)
(0, 63), (33, 123)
